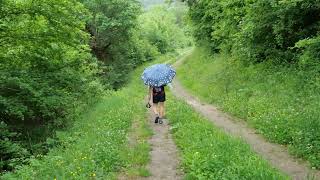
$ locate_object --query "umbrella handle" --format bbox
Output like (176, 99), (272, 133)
(146, 102), (151, 108)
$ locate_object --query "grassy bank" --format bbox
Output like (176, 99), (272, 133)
(166, 93), (288, 179)
(177, 47), (320, 169)
(1, 89), (147, 179)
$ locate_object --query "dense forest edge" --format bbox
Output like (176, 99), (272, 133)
(0, 0), (191, 174)
(180, 0), (320, 169)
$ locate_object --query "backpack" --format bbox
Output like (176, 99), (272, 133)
(153, 86), (164, 95)
(154, 86), (163, 93)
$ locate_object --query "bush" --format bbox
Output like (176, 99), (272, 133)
(138, 5), (191, 54)
(186, 0), (320, 65)
(81, 0), (145, 89)
(0, 0), (103, 172)
(0, 122), (29, 173)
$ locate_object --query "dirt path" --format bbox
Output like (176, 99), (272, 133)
(171, 61), (320, 179)
(142, 111), (183, 180)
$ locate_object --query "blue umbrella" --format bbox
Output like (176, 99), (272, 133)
(141, 64), (176, 87)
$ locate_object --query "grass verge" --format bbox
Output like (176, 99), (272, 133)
(166, 93), (288, 179)
(119, 114), (153, 178)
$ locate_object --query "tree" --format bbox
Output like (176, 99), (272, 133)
(80, 0), (146, 88)
(139, 5), (190, 54)
(0, 0), (102, 172)
(185, 0), (320, 64)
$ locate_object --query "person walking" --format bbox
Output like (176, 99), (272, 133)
(141, 63), (176, 124)
(147, 85), (166, 124)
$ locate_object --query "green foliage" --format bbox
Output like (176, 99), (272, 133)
(82, 0), (140, 50)
(138, 5), (192, 54)
(183, 0), (320, 169)
(177, 47), (320, 169)
(0, 0), (190, 174)
(186, 0), (223, 51)
(80, 0), (145, 88)
(234, 0), (320, 64)
(186, 0), (320, 64)
(80, 0), (191, 89)
(0, 122), (29, 172)
(295, 36), (320, 72)
(166, 94), (288, 179)
(0, 0), (103, 172)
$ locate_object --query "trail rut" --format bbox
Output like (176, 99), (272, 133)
(142, 111), (183, 180)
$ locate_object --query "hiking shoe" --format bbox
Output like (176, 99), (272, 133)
(155, 116), (159, 123)
(159, 118), (163, 124)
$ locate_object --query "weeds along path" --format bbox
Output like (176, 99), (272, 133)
(142, 110), (183, 180)
(171, 59), (320, 180)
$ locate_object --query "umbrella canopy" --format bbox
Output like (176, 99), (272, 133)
(141, 64), (176, 87)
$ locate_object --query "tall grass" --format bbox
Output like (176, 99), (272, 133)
(177, 46), (320, 169)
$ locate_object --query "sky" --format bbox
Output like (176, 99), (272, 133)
(140, 0), (165, 9)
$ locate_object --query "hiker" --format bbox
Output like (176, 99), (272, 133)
(147, 85), (166, 124)
(141, 63), (176, 124)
